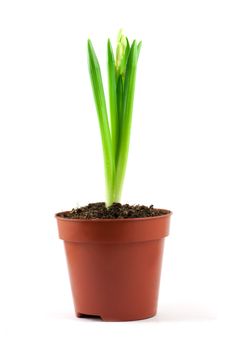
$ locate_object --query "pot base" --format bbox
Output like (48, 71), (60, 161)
(76, 311), (156, 322)
(76, 312), (102, 320)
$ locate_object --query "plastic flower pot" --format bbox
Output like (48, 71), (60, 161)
(56, 211), (172, 321)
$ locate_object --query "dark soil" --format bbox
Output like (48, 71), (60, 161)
(58, 202), (170, 220)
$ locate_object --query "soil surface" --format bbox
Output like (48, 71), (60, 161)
(58, 202), (170, 220)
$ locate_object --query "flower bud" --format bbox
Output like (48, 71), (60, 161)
(116, 29), (127, 72)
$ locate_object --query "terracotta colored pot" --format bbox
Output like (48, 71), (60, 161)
(56, 211), (172, 321)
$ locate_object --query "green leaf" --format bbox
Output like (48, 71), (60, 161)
(114, 40), (139, 201)
(87, 39), (115, 206)
(137, 41), (142, 58)
(107, 39), (118, 162)
(116, 75), (123, 162)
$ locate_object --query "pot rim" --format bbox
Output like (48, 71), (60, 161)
(55, 210), (172, 223)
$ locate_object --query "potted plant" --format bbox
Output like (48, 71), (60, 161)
(55, 31), (172, 321)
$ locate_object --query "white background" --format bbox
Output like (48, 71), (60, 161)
(0, 0), (248, 349)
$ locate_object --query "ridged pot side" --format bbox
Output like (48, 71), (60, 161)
(56, 212), (172, 321)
